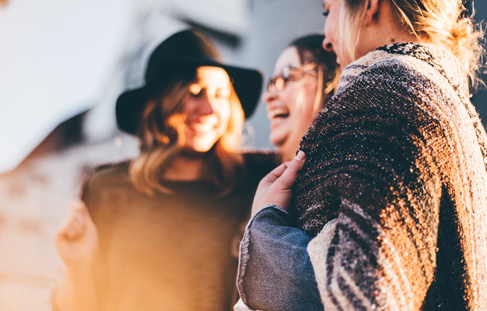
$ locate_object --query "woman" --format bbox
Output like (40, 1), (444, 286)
(264, 34), (339, 162)
(234, 35), (339, 311)
(237, 0), (487, 310)
(52, 29), (277, 311)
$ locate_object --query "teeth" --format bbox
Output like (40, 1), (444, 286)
(188, 122), (215, 132)
(268, 107), (290, 119)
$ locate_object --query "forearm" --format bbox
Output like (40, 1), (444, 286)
(238, 205), (323, 311)
(52, 264), (97, 311)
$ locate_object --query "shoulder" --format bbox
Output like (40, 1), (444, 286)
(85, 161), (131, 188)
(329, 52), (450, 119)
(81, 161), (133, 204)
(338, 45), (461, 101)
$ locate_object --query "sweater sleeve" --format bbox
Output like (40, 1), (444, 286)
(298, 73), (444, 310)
(237, 205), (324, 311)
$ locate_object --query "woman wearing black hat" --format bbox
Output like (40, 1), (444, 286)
(52, 29), (276, 311)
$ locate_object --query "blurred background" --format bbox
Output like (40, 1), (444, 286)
(0, 0), (485, 309)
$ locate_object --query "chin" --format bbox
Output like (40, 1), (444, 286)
(269, 133), (286, 148)
(186, 144), (214, 153)
(181, 148), (209, 158)
(185, 135), (219, 153)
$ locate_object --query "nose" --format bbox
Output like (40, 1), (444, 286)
(197, 91), (215, 116)
(262, 87), (278, 105)
(322, 37), (333, 52)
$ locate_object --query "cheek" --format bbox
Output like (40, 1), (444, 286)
(217, 102), (232, 128)
(280, 86), (299, 108)
(324, 17), (334, 40)
(292, 85), (320, 124)
(181, 97), (195, 114)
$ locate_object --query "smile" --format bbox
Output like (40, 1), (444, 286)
(186, 122), (218, 135)
(267, 107), (290, 120)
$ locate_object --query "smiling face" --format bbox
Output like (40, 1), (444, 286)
(177, 66), (232, 153)
(263, 47), (321, 161)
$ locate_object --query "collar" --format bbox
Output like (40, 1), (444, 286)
(337, 42), (468, 98)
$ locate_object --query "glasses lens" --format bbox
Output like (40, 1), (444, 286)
(272, 76), (282, 92)
(268, 65), (308, 93)
(267, 78), (276, 92)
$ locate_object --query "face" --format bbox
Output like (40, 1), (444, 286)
(322, 0), (352, 68)
(177, 66), (232, 153)
(263, 47), (320, 162)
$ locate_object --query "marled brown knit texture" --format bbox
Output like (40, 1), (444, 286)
(294, 43), (487, 310)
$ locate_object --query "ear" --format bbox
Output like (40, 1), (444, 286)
(364, 0), (380, 26)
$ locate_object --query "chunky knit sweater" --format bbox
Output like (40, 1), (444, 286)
(294, 43), (487, 310)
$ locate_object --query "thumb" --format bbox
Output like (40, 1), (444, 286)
(276, 151), (306, 189)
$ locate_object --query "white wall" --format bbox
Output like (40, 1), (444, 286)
(0, 0), (132, 172)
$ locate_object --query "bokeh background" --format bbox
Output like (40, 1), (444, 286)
(0, 0), (485, 309)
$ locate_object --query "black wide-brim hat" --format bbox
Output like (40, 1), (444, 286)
(116, 29), (263, 135)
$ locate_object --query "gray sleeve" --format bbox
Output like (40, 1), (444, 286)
(237, 205), (324, 311)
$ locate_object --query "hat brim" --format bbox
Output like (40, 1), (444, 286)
(116, 60), (262, 135)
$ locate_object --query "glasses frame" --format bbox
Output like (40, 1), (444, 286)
(267, 63), (318, 93)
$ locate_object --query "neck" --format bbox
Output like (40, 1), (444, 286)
(162, 156), (205, 181)
(279, 144), (297, 163)
(357, 0), (425, 58)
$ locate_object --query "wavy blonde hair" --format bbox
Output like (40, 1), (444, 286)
(337, 0), (484, 87)
(129, 67), (244, 196)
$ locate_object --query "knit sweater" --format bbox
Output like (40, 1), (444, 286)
(294, 43), (487, 310)
(81, 152), (277, 311)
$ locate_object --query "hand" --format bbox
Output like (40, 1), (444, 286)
(251, 151), (306, 215)
(54, 200), (99, 269)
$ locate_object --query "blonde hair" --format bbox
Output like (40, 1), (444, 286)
(129, 68), (244, 196)
(338, 0), (484, 86)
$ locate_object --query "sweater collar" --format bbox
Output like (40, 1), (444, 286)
(337, 42), (468, 98)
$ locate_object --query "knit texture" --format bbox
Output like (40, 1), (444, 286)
(294, 43), (487, 310)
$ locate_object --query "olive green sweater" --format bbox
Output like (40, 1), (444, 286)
(82, 152), (276, 311)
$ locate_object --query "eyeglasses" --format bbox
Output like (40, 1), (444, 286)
(267, 63), (318, 93)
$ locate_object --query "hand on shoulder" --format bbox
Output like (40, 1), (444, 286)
(251, 151), (306, 215)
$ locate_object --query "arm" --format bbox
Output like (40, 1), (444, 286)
(237, 153), (324, 311)
(243, 75), (444, 310)
(237, 205), (323, 311)
(297, 79), (443, 310)
(52, 201), (98, 311)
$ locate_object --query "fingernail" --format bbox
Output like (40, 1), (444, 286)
(295, 150), (306, 160)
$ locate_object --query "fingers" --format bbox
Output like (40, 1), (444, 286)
(251, 151), (306, 213)
(260, 162), (291, 186)
(55, 201), (89, 241)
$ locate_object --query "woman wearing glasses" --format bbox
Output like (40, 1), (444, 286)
(264, 34), (339, 162)
(235, 35), (339, 311)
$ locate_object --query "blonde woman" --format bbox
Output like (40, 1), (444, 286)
(237, 0), (487, 310)
(52, 29), (276, 311)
